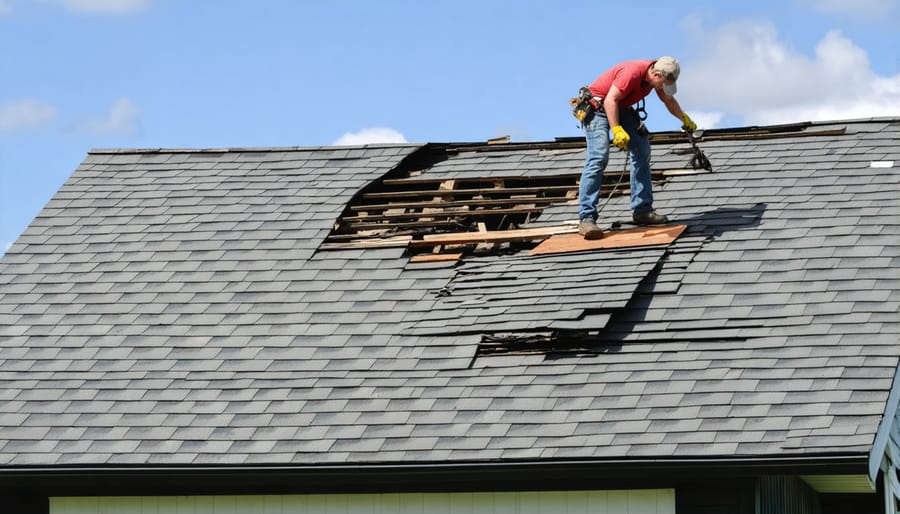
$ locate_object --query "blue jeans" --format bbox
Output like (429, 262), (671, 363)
(578, 108), (654, 221)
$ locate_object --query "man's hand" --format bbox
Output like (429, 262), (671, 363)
(681, 112), (697, 133)
(611, 125), (630, 151)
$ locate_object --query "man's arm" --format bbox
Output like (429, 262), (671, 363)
(603, 85), (624, 127)
(656, 88), (684, 120)
(657, 88), (697, 131)
(604, 86), (632, 150)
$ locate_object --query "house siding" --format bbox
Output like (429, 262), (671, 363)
(757, 476), (820, 514)
(50, 489), (676, 514)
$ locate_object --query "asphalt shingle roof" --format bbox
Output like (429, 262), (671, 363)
(407, 245), (668, 335)
(1, 119), (899, 467)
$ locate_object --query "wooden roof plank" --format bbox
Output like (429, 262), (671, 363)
(319, 235), (413, 250)
(408, 225), (578, 248)
(409, 253), (463, 263)
(381, 173), (582, 186)
(528, 225), (687, 256)
(342, 206), (547, 223)
(349, 196), (572, 213)
(361, 184), (579, 200)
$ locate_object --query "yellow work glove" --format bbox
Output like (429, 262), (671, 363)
(611, 125), (630, 151)
(681, 112), (697, 133)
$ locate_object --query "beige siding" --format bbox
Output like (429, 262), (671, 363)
(52, 489), (675, 514)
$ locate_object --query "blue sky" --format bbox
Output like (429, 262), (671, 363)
(2, 0), (900, 254)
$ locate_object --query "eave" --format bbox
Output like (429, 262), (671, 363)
(0, 453), (871, 497)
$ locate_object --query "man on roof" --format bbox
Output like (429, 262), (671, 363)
(576, 56), (697, 240)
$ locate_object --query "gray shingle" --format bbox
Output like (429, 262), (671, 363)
(1, 121), (899, 470)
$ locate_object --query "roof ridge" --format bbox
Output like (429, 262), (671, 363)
(88, 142), (424, 155)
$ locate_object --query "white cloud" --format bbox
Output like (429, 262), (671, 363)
(60, 0), (150, 14)
(680, 21), (900, 125)
(332, 127), (407, 146)
(689, 111), (726, 130)
(797, 0), (899, 18)
(0, 0), (11, 16)
(73, 98), (141, 136)
(0, 99), (56, 132)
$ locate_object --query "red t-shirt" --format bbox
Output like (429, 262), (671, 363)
(588, 59), (654, 107)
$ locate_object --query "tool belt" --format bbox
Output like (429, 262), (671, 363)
(570, 86), (602, 124)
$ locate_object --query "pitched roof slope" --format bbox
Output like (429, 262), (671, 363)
(0, 119), (898, 468)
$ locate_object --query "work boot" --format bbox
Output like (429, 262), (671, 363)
(632, 210), (669, 225)
(578, 219), (604, 240)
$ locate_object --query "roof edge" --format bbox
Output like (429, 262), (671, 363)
(869, 360), (900, 481)
(84, 117), (900, 156)
(0, 454), (870, 496)
(87, 142), (426, 155)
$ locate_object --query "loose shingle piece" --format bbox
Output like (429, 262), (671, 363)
(407, 246), (668, 336)
(1, 120), (899, 468)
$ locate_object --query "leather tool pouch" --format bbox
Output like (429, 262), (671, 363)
(570, 87), (596, 124)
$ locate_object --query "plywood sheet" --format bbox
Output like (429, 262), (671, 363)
(529, 224), (686, 256)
